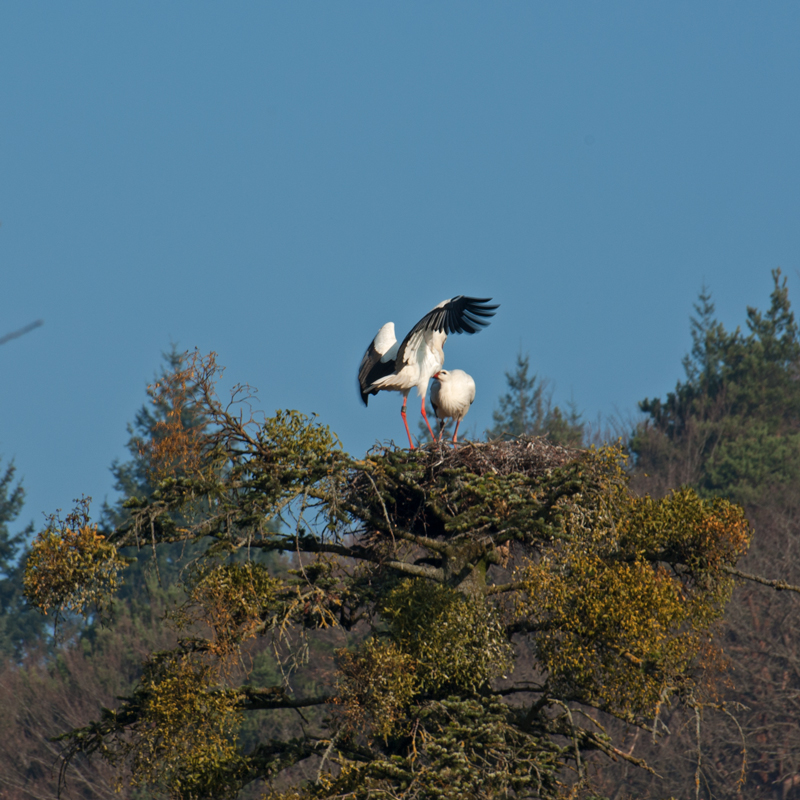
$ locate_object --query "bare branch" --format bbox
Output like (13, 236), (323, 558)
(393, 528), (449, 553)
(486, 581), (527, 595)
(724, 565), (800, 594)
(237, 686), (331, 711)
(383, 559), (444, 581)
(0, 319), (43, 346)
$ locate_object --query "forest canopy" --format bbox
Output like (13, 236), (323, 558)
(21, 351), (755, 800)
(6, 271), (800, 799)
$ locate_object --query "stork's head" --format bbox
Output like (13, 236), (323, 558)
(433, 369), (448, 380)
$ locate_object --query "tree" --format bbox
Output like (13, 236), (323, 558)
(102, 345), (210, 531)
(489, 353), (584, 447)
(0, 458), (44, 658)
(0, 348), (206, 798)
(22, 351), (761, 800)
(633, 269), (800, 505)
(0, 459), (29, 584)
(621, 270), (800, 799)
(0, 585), (179, 800)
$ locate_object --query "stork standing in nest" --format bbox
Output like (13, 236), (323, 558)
(358, 296), (497, 449)
(430, 369), (476, 446)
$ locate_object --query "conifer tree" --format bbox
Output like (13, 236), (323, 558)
(0, 317), (47, 657)
(633, 269), (800, 504)
(489, 353), (584, 446)
(103, 345), (209, 531)
(620, 270), (800, 798)
(0, 459), (44, 658)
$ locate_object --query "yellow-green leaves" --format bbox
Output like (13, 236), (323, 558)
(336, 580), (513, 741)
(380, 579), (513, 695)
(24, 502), (125, 618)
(127, 653), (244, 799)
(515, 479), (751, 717)
(259, 409), (341, 468)
(620, 489), (751, 574)
(521, 552), (694, 713)
(337, 639), (416, 740)
(174, 561), (282, 658)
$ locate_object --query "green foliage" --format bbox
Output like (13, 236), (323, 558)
(174, 560), (283, 658)
(380, 580), (513, 695)
(24, 497), (127, 621)
(519, 479), (749, 715)
(337, 638), (417, 741)
(0, 459), (28, 576)
(489, 352), (584, 446)
(633, 269), (800, 504)
(124, 652), (246, 799)
(282, 695), (563, 800)
(0, 563), (182, 800)
(23, 352), (753, 800)
(0, 458), (45, 657)
(616, 272), (800, 799)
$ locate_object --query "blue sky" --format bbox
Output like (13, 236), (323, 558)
(2, 3), (799, 537)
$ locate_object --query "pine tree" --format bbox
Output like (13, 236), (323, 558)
(633, 269), (800, 504)
(618, 270), (800, 798)
(102, 345), (209, 530)
(0, 459), (44, 658)
(489, 352), (584, 446)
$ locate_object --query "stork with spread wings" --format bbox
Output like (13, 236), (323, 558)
(357, 296), (497, 449)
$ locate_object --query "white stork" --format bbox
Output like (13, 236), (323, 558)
(430, 369), (476, 446)
(358, 296), (497, 449)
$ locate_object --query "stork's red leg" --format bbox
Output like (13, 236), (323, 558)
(420, 398), (437, 441)
(400, 396), (415, 449)
(452, 419), (462, 448)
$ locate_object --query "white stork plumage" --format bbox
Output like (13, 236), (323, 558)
(357, 296), (497, 449)
(430, 369), (476, 446)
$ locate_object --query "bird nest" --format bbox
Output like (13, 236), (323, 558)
(419, 436), (581, 477)
(366, 435), (582, 480)
(353, 437), (586, 544)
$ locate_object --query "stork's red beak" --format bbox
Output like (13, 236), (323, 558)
(433, 372), (440, 379)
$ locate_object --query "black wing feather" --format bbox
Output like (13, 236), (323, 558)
(358, 297), (498, 406)
(411, 296), (499, 336)
(357, 340), (397, 406)
(393, 296), (498, 371)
